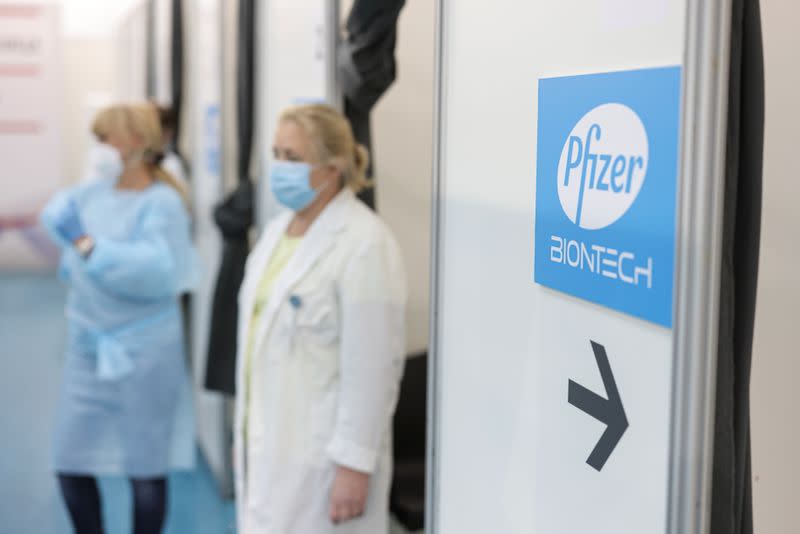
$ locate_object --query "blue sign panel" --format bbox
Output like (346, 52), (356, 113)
(534, 66), (681, 327)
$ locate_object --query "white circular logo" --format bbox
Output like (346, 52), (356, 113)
(557, 103), (649, 230)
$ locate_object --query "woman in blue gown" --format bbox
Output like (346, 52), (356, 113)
(40, 103), (199, 534)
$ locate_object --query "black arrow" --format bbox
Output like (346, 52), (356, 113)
(568, 340), (629, 472)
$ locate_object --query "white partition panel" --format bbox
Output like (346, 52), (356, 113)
(152, 0), (172, 103)
(187, 0), (228, 493)
(114, 3), (148, 101)
(428, 1), (733, 533)
(255, 0), (339, 228)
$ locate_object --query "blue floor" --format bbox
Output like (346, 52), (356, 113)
(0, 273), (235, 534)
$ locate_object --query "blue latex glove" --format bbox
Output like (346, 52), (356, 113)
(53, 198), (86, 243)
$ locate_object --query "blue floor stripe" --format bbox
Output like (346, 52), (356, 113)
(0, 273), (235, 534)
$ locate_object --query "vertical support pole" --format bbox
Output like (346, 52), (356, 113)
(668, 0), (733, 532)
(326, 0), (341, 109)
(425, 0), (446, 532)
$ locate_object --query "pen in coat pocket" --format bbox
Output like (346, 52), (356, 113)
(288, 295), (302, 352)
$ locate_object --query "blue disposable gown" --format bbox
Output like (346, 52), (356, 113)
(41, 178), (200, 477)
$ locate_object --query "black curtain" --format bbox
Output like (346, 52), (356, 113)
(236, 0), (256, 186)
(170, 0), (185, 150)
(338, 0), (406, 210)
(204, 0), (257, 395)
(169, 0), (192, 371)
(710, 1), (764, 533)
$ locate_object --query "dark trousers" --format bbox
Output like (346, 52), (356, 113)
(57, 474), (167, 534)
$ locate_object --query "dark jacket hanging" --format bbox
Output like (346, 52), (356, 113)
(204, 0), (257, 395)
(338, 0), (406, 209)
(710, 1), (764, 533)
(204, 181), (254, 394)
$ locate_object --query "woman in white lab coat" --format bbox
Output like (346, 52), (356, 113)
(235, 104), (407, 533)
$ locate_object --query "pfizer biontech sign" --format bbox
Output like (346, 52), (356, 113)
(558, 103), (648, 230)
(534, 67), (681, 327)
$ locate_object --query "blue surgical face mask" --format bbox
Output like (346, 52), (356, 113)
(88, 142), (124, 180)
(270, 160), (320, 212)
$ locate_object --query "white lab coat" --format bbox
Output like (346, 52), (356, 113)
(234, 188), (407, 534)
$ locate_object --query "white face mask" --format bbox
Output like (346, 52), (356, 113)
(87, 142), (124, 180)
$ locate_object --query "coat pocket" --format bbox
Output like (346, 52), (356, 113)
(286, 289), (340, 347)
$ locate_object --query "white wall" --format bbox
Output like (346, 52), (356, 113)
(342, 0), (436, 353)
(0, 0), (121, 189)
(61, 39), (114, 185)
(58, 0), (144, 186)
(61, 0), (142, 39)
(751, 1), (800, 531)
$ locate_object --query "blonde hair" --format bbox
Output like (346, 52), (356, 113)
(91, 103), (188, 203)
(279, 104), (371, 192)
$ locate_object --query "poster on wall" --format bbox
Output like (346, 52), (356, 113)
(0, 3), (63, 269)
